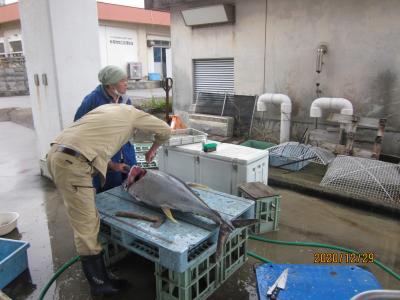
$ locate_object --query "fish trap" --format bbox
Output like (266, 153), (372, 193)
(320, 155), (400, 206)
(268, 142), (335, 171)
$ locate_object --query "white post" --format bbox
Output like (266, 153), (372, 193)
(19, 0), (101, 175)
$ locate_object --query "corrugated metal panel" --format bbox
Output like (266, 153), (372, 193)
(193, 58), (234, 95)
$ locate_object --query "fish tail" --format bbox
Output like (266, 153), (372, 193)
(216, 220), (234, 258)
(216, 218), (258, 258)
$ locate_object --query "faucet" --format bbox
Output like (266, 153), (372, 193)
(316, 44), (328, 73)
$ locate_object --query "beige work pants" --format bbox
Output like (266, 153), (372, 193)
(47, 145), (102, 255)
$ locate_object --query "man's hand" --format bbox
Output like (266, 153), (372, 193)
(145, 142), (161, 163)
(108, 161), (130, 174)
(145, 149), (157, 163)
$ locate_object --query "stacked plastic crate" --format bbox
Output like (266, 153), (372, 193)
(155, 228), (247, 300)
(238, 182), (280, 234)
(134, 129), (207, 170)
(135, 143), (158, 169)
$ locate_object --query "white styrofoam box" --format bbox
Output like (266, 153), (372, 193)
(158, 141), (269, 195)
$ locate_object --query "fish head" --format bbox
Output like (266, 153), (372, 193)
(126, 166), (147, 188)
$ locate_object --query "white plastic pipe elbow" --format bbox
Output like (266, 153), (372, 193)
(310, 98), (353, 118)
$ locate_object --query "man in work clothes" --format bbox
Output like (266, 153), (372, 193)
(47, 104), (171, 296)
(74, 65), (137, 192)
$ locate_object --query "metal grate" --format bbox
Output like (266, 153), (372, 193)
(320, 155), (400, 205)
(268, 142), (336, 165)
(193, 92), (257, 136)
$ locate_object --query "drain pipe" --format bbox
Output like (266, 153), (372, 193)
(257, 93), (292, 143)
(310, 97), (353, 144)
(310, 97), (353, 118)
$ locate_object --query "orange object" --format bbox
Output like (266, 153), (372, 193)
(170, 115), (187, 129)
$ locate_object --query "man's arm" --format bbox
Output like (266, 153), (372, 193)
(133, 110), (171, 162)
(134, 110), (171, 144)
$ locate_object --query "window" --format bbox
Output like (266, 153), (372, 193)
(153, 47), (162, 63)
(9, 40), (23, 56)
(147, 40), (170, 48)
(0, 42), (5, 57)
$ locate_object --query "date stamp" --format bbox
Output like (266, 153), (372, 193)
(314, 252), (375, 264)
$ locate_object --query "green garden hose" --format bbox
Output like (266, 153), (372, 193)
(247, 251), (274, 264)
(38, 255), (81, 300)
(248, 235), (400, 281)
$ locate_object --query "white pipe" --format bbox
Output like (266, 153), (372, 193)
(310, 97), (353, 118)
(257, 93), (292, 143)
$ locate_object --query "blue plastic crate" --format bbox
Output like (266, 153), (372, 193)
(255, 264), (382, 300)
(96, 186), (254, 272)
(0, 238), (30, 289)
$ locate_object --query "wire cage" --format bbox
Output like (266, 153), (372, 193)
(320, 155), (400, 206)
(268, 142), (335, 170)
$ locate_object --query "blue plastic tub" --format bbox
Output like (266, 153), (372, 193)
(148, 72), (161, 81)
(269, 154), (311, 171)
(0, 238), (30, 289)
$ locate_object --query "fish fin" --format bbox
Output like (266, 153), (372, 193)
(231, 219), (258, 228)
(151, 215), (166, 228)
(162, 207), (179, 223)
(216, 222), (232, 259)
(187, 182), (210, 190)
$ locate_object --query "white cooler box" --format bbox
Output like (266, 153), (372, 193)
(158, 142), (269, 195)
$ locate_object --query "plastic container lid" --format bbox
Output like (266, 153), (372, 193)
(171, 141), (268, 165)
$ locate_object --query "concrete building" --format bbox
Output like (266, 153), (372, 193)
(0, 2), (171, 79)
(146, 0), (400, 156)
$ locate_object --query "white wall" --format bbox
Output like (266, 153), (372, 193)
(99, 24), (138, 71)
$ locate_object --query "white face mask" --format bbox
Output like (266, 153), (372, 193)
(113, 89), (123, 96)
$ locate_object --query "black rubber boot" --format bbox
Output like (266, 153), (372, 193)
(107, 271), (129, 289)
(81, 253), (124, 296)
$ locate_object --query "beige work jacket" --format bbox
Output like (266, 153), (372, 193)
(53, 104), (171, 184)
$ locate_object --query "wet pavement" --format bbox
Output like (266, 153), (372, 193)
(0, 120), (399, 300)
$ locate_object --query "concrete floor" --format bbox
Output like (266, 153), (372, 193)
(1, 121), (399, 300)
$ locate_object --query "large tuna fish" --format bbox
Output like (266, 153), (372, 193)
(124, 166), (256, 257)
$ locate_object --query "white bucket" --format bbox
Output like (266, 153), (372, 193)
(0, 212), (19, 236)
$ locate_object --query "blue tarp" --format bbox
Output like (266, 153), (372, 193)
(255, 263), (381, 300)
